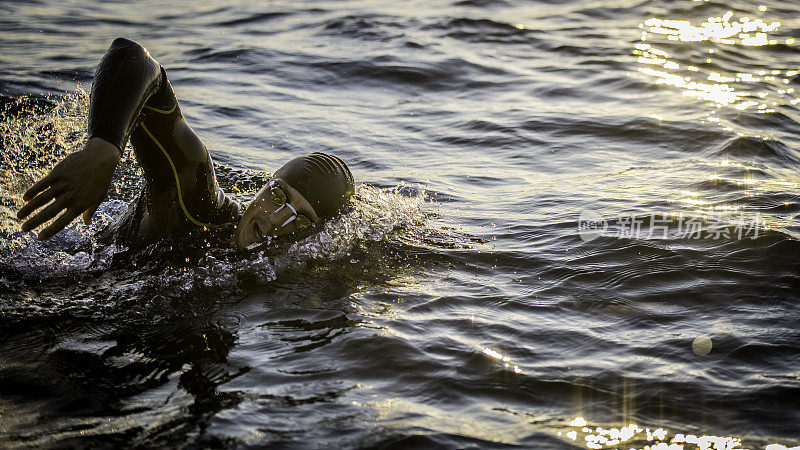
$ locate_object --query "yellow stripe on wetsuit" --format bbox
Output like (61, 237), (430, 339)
(139, 121), (219, 228)
(144, 103), (177, 115)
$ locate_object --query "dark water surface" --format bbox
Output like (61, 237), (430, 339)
(1, 0), (799, 448)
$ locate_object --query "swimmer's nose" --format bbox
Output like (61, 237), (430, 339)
(267, 205), (295, 231)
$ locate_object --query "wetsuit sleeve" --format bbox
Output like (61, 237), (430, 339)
(88, 38), (239, 244)
(88, 37), (162, 153)
(127, 70), (241, 228)
(94, 40), (242, 229)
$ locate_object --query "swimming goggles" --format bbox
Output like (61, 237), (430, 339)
(268, 180), (314, 231)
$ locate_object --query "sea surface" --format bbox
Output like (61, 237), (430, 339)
(1, 0), (799, 448)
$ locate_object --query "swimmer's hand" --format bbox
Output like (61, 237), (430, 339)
(17, 137), (121, 240)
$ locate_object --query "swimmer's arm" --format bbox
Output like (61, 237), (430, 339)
(88, 37), (162, 153)
(17, 137), (120, 239)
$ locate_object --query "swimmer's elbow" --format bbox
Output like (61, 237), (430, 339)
(89, 37), (163, 150)
(109, 37), (145, 54)
(106, 37), (158, 66)
(96, 37), (161, 88)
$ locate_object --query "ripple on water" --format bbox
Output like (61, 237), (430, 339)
(1, 0), (800, 448)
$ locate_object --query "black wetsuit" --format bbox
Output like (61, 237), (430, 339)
(89, 38), (240, 251)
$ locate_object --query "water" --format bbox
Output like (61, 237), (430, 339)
(1, 0), (799, 448)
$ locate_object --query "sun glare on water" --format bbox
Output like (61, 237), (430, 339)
(633, 8), (795, 113)
(558, 417), (797, 449)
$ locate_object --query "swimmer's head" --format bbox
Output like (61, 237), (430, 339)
(235, 152), (354, 249)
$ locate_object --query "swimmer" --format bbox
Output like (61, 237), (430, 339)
(16, 38), (354, 251)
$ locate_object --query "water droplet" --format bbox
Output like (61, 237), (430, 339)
(692, 335), (712, 355)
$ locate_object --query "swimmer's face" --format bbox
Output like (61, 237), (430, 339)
(235, 179), (319, 249)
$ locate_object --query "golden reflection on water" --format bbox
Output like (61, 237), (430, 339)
(665, 157), (800, 229)
(482, 347), (522, 373)
(559, 417), (797, 449)
(642, 11), (780, 45)
(634, 7), (795, 113)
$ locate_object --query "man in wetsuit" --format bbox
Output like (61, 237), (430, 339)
(16, 38), (354, 251)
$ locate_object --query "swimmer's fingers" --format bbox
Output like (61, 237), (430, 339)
(22, 172), (59, 202)
(38, 208), (81, 241)
(17, 184), (63, 220)
(20, 198), (67, 233)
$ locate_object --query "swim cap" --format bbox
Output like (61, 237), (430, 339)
(273, 152), (354, 219)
